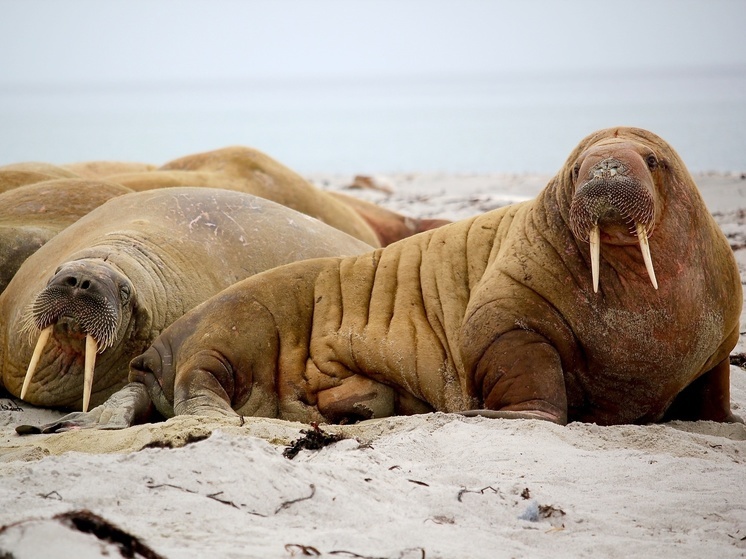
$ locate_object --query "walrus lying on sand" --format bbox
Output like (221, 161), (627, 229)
(0, 162), (79, 194)
(2, 188), (372, 414)
(25, 127), (742, 433)
(73, 146), (448, 247)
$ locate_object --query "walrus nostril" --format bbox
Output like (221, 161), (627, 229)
(591, 157), (626, 179)
(57, 274), (94, 291)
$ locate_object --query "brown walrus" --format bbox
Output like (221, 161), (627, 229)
(327, 191), (451, 247)
(1, 187), (372, 413)
(27, 127), (741, 433)
(0, 179), (133, 295)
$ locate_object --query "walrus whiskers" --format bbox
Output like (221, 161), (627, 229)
(636, 223), (658, 290)
(20, 325), (52, 400)
(20, 283), (119, 408)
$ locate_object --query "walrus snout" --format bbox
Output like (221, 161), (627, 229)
(30, 262), (124, 347)
(21, 259), (133, 412)
(569, 167), (655, 242)
(568, 148), (660, 293)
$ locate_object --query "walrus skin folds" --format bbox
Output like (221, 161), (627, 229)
(30, 127), (742, 432)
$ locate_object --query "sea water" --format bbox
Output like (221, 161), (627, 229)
(1, 69), (744, 173)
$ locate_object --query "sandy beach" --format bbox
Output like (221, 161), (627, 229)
(1, 171), (745, 559)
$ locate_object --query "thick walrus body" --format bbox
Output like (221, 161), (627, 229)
(29, 128), (742, 432)
(1, 187), (372, 411)
(107, 146), (448, 247)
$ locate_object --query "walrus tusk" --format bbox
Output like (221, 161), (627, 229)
(636, 223), (658, 290)
(83, 334), (98, 413)
(590, 224), (600, 293)
(20, 325), (53, 400)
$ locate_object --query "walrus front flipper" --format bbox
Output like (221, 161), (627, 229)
(16, 383), (154, 434)
(131, 352), (257, 420)
(470, 330), (569, 425)
(459, 409), (561, 422)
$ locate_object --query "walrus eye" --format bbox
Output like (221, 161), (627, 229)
(572, 163), (580, 182)
(645, 154), (658, 170)
(119, 284), (131, 303)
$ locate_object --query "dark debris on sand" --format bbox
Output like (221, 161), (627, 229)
(283, 423), (344, 459)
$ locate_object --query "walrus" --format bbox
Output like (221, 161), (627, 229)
(157, 145), (450, 246)
(0, 178), (133, 294)
(27, 127), (741, 433)
(0, 162), (80, 194)
(327, 191), (451, 247)
(105, 167), (380, 245)
(131, 146), (381, 246)
(1, 187), (372, 413)
(63, 147), (448, 247)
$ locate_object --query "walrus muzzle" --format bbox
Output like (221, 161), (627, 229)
(21, 263), (124, 412)
(568, 157), (657, 292)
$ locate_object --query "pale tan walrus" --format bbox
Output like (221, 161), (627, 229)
(62, 147), (449, 247)
(0, 162), (79, 194)
(2, 188), (372, 414)
(26, 127), (742, 432)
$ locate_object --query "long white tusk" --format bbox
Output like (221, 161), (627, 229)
(636, 223), (658, 290)
(21, 326), (53, 400)
(590, 224), (600, 293)
(83, 334), (98, 413)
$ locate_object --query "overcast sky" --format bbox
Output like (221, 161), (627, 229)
(1, 0), (744, 85)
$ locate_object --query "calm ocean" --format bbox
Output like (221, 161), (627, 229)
(1, 69), (744, 174)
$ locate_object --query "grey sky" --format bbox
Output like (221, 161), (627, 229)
(1, 0), (744, 84)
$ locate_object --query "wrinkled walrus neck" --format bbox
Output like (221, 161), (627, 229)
(569, 156), (658, 293)
(21, 259), (133, 411)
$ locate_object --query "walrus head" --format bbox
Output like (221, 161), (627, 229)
(21, 259), (135, 411)
(567, 138), (663, 292)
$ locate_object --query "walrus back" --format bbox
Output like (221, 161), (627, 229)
(294, 201), (529, 413)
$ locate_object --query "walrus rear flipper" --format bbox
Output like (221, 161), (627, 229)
(662, 358), (743, 423)
(16, 382), (156, 435)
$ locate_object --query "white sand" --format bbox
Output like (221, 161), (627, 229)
(1, 172), (745, 559)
